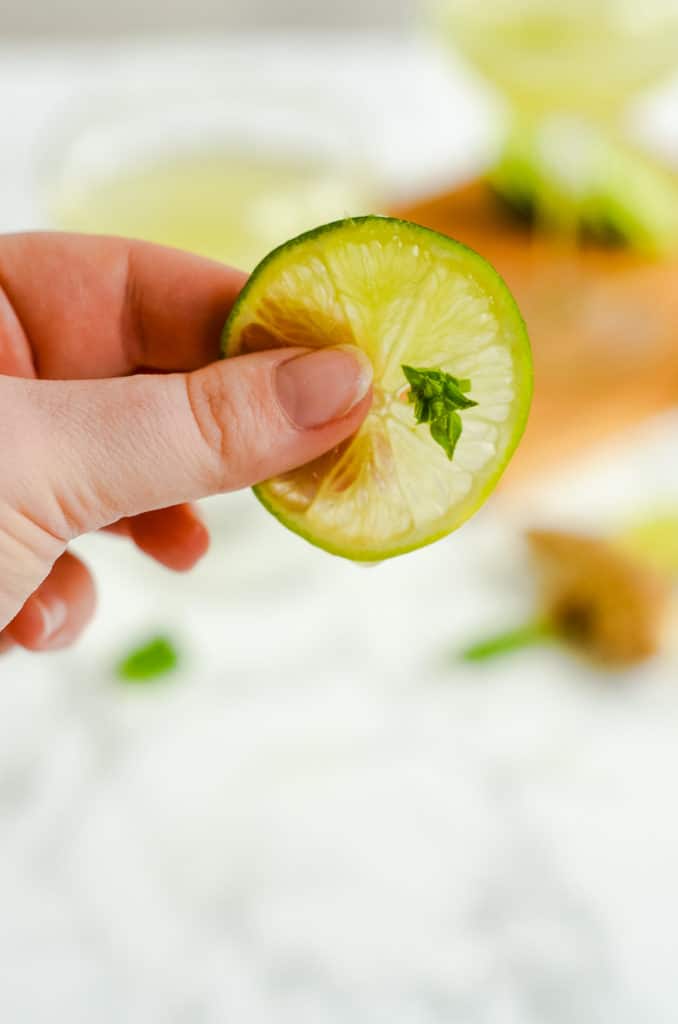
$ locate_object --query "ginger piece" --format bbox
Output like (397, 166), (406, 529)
(527, 529), (672, 665)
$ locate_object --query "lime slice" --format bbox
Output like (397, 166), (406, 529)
(222, 217), (532, 561)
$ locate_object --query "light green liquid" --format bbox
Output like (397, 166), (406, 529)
(51, 152), (375, 270)
(437, 1), (678, 252)
(439, 3), (678, 117)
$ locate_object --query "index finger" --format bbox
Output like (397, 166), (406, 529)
(0, 232), (248, 379)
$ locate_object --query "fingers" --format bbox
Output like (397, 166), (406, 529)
(22, 344), (373, 536)
(0, 632), (15, 656)
(0, 273), (35, 378)
(1, 506), (205, 656)
(7, 550), (96, 652)
(127, 505), (210, 571)
(106, 505), (210, 571)
(0, 233), (248, 379)
(104, 521), (132, 538)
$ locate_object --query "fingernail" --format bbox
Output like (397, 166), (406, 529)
(275, 345), (373, 429)
(30, 596), (68, 644)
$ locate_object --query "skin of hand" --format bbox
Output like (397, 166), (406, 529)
(0, 233), (373, 655)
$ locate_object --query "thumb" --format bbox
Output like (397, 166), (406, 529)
(26, 345), (373, 538)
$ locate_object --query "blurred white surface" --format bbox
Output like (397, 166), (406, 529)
(1, 0), (416, 36)
(2, 32), (678, 1024)
(0, 33), (500, 232)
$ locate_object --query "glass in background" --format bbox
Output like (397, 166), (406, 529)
(436, 0), (678, 119)
(416, 0), (678, 484)
(42, 76), (378, 271)
(433, 0), (678, 246)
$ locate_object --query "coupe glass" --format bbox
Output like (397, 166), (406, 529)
(42, 73), (378, 271)
(435, 0), (678, 121)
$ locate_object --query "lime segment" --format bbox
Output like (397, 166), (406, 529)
(223, 217), (532, 560)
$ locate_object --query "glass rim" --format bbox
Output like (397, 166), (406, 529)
(38, 68), (379, 213)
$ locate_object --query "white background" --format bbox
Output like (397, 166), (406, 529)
(1, 0), (416, 35)
(2, 27), (678, 1024)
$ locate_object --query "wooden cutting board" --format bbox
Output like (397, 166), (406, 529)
(394, 180), (678, 486)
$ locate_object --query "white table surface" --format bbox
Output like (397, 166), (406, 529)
(2, 32), (678, 1024)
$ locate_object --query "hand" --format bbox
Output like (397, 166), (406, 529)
(0, 234), (373, 654)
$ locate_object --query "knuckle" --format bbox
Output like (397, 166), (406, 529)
(0, 502), (64, 625)
(0, 378), (84, 541)
(0, 378), (76, 543)
(45, 479), (103, 540)
(184, 371), (241, 489)
(183, 366), (275, 492)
